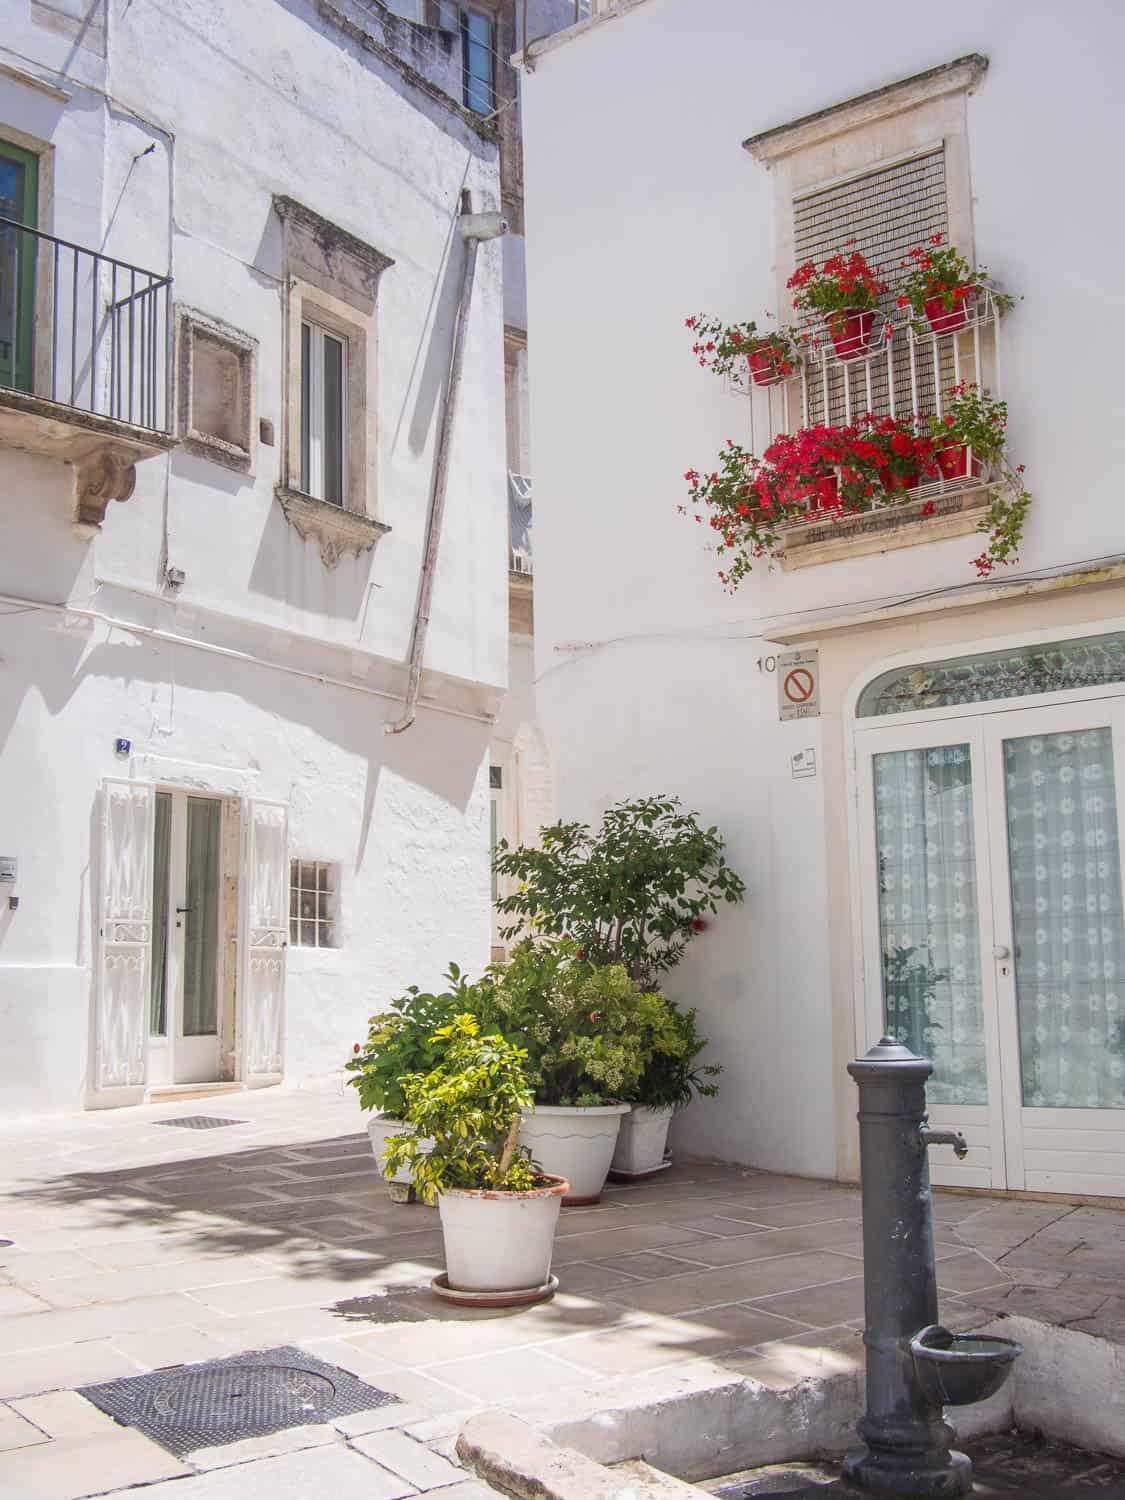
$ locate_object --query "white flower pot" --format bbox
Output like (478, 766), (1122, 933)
(519, 1103), (631, 1204)
(366, 1113), (433, 1187)
(611, 1104), (674, 1176)
(438, 1175), (567, 1296)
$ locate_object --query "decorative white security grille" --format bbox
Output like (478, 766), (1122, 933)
(241, 799), (288, 1080)
(96, 780), (155, 1090)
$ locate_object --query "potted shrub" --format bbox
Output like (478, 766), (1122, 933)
(612, 1002), (722, 1179)
(686, 313), (801, 387)
(926, 382), (1032, 578)
(896, 234), (1015, 336)
(474, 939), (683, 1203)
(494, 795), (745, 988)
(383, 1014), (568, 1307)
(787, 244), (889, 361)
(346, 976), (466, 1200)
(865, 415), (937, 495)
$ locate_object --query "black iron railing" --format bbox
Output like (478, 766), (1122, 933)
(0, 214), (172, 434)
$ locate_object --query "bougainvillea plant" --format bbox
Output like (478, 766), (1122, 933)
(684, 313), (801, 385)
(896, 234), (1015, 325)
(787, 244), (889, 321)
(928, 382), (1030, 576)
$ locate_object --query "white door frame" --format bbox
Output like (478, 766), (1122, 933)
(846, 618), (1125, 1194)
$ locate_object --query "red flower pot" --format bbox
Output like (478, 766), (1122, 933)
(807, 473), (840, 511)
(935, 443), (982, 481)
(747, 345), (782, 386)
(878, 464), (920, 494)
(827, 308), (875, 361)
(924, 291), (972, 336)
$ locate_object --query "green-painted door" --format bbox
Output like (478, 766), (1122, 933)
(0, 138), (39, 393)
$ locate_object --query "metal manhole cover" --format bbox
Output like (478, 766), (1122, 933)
(153, 1116), (246, 1129)
(81, 1345), (399, 1456)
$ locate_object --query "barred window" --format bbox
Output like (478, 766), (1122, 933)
(289, 860), (338, 948)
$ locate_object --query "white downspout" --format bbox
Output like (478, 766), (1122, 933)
(385, 209), (507, 735)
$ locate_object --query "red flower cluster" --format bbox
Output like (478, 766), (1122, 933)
(787, 243), (889, 318)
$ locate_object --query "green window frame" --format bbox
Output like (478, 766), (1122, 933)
(0, 136), (39, 394)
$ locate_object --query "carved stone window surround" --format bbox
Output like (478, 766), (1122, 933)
(779, 485), (992, 571)
(273, 196), (394, 568)
(176, 307), (258, 473)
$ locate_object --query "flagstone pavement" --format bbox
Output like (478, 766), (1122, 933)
(1, 1080), (1123, 1498)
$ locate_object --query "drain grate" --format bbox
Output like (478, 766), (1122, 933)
(153, 1116), (246, 1130)
(80, 1345), (399, 1456)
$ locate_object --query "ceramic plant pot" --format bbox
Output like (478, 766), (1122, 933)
(827, 307), (875, 361)
(935, 443), (983, 482)
(436, 1174), (568, 1298)
(924, 292), (972, 336)
(366, 1113), (433, 1190)
(519, 1103), (631, 1205)
(611, 1104), (674, 1177)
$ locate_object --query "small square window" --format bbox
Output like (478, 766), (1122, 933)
(289, 860), (339, 948)
(489, 765), (503, 789)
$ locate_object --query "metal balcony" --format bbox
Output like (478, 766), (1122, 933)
(0, 215), (176, 529)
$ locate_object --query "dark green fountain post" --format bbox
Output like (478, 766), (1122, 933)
(843, 1037), (972, 1497)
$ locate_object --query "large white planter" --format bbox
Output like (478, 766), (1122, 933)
(611, 1104), (674, 1176)
(366, 1113), (432, 1186)
(519, 1103), (631, 1204)
(438, 1175), (567, 1297)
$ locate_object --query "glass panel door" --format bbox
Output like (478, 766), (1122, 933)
(873, 745), (988, 1104)
(987, 706), (1125, 1194)
(858, 719), (1007, 1189)
(0, 137), (38, 393)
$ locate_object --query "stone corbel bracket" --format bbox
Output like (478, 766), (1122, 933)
(72, 445), (142, 533)
(275, 485), (391, 568)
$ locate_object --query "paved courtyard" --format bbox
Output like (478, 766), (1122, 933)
(1, 1082), (1124, 1498)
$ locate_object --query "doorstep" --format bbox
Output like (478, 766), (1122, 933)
(144, 1083), (246, 1104)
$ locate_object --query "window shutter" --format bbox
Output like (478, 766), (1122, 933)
(793, 148), (951, 427)
(239, 798), (288, 1081)
(96, 779), (155, 1091)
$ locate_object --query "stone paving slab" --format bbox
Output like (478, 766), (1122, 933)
(1, 1081), (1124, 1498)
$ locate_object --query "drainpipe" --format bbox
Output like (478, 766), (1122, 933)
(385, 208), (508, 736)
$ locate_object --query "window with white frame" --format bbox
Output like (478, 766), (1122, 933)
(289, 860), (338, 948)
(300, 321), (347, 506)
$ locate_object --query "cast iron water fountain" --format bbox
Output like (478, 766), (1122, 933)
(843, 1037), (1021, 1497)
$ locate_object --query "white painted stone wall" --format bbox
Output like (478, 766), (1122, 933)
(518, 1), (1125, 1176)
(0, 0), (508, 1115)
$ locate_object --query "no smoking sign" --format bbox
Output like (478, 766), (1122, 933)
(777, 649), (820, 721)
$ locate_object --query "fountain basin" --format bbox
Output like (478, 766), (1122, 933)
(910, 1324), (1022, 1408)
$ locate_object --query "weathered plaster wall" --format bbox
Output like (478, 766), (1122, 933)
(0, 0), (507, 1116)
(519, 0), (1125, 1176)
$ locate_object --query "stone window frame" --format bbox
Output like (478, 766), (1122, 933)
(272, 195), (394, 568)
(176, 307), (258, 473)
(743, 55), (991, 569)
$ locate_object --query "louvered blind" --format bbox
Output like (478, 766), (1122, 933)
(793, 148), (952, 427)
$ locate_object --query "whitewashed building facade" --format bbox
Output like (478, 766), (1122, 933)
(0, 0), (517, 1115)
(520, 0), (1125, 1198)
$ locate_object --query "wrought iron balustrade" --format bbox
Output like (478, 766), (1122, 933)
(0, 214), (172, 435)
(735, 291), (1004, 525)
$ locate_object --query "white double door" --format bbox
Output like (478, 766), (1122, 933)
(857, 698), (1125, 1195)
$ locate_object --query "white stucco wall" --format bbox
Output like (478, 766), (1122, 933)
(0, 0), (508, 1116)
(519, 0), (1125, 1176)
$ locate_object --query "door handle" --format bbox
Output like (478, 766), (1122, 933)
(993, 943), (1011, 960)
(176, 906), (193, 914)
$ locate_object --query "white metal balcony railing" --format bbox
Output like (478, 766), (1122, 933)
(0, 215), (172, 435)
(732, 290), (1003, 527)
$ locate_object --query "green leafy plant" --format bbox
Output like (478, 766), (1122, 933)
(381, 1014), (539, 1202)
(631, 1000), (721, 1110)
(345, 972), (474, 1116)
(685, 313), (801, 384)
(927, 383), (1031, 576)
(475, 939), (683, 1107)
(896, 234), (1015, 324)
(493, 796), (745, 987)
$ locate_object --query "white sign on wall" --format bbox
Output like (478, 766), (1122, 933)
(778, 649), (820, 721)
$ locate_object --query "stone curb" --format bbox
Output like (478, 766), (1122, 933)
(456, 1411), (703, 1499)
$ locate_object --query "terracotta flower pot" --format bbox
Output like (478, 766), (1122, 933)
(935, 443), (982, 481)
(924, 291), (972, 336)
(808, 472), (841, 510)
(878, 464), (921, 494)
(827, 308), (875, 361)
